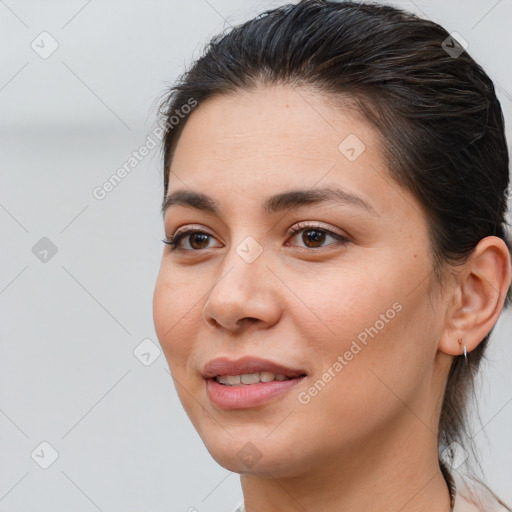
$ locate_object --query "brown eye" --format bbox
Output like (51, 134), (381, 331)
(189, 233), (210, 249)
(286, 223), (349, 250)
(163, 228), (222, 251)
(302, 229), (326, 248)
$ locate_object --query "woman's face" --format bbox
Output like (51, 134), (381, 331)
(153, 85), (449, 477)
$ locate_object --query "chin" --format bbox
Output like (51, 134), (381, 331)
(200, 431), (302, 477)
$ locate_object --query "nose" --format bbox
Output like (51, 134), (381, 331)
(202, 250), (282, 332)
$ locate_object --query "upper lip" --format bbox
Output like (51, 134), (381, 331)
(202, 356), (307, 379)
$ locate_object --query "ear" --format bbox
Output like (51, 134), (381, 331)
(438, 236), (511, 357)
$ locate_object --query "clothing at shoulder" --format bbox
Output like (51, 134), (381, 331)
(452, 471), (510, 512)
(231, 474), (510, 512)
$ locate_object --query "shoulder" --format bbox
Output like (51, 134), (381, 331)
(452, 471), (511, 512)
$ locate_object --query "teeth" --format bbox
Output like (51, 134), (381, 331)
(260, 371), (275, 382)
(215, 372), (292, 386)
(240, 373), (260, 384)
(226, 375), (241, 385)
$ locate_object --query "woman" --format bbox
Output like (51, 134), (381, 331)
(152, 1), (511, 510)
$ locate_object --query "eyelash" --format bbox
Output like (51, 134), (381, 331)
(286, 222), (349, 249)
(162, 228), (215, 252)
(162, 222), (349, 253)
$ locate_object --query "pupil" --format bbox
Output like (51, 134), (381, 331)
(303, 229), (325, 247)
(190, 233), (209, 249)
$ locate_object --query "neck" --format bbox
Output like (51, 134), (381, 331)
(240, 413), (452, 512)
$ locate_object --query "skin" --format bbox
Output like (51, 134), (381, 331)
(153, 84), (511, 512)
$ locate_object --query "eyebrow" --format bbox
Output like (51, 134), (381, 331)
(161, 187), (377, 217)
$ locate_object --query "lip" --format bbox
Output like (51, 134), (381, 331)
(202, 356), (307, 410)
(206, 377), (306, 410)
(201, 356), (307, 379)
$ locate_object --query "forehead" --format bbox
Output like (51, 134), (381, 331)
(167, 85), (417, 221)
(172, 85), (370, 167)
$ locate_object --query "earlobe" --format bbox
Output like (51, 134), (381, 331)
(438, 236), (511, 357)
(457, 338), (468, 360)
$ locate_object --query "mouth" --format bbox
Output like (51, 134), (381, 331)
(202, 356), (307, 409)
(214, 371), (302, 386)
(202, 355), (307, 381)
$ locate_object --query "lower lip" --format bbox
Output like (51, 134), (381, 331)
(206, 377), (306, 410)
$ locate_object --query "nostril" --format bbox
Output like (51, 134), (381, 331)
(235, 317), (260, 329)
(242, 317), (259, 323)
(206, 315), (260, 330)
(210, 316), (221, 328)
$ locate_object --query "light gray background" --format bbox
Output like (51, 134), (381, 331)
(1, 1), (511, 511)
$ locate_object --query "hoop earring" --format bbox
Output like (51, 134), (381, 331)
(458, 338), (468, 362)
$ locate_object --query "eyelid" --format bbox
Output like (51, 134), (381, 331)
(172, 224), (215, 239)
(164, 224), (223, 251)
(286, 221), (348, 240)
(164, 221), (350, 253)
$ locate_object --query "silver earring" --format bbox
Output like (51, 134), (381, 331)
(458, 338), (468, 362)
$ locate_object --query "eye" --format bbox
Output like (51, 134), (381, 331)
(286, 222), (349, 249)
(162, 223), (349, 253)
(162, 227), (222, 252)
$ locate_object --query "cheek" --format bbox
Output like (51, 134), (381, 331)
(153, 271), (202, 371)
(291, 256), (435, 406)
(153, 276), (207, 418)
(288, 262), (398, 349)
(289, 313), (424, 452)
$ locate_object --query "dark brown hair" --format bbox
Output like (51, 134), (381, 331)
(157, 0), (510, 505)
